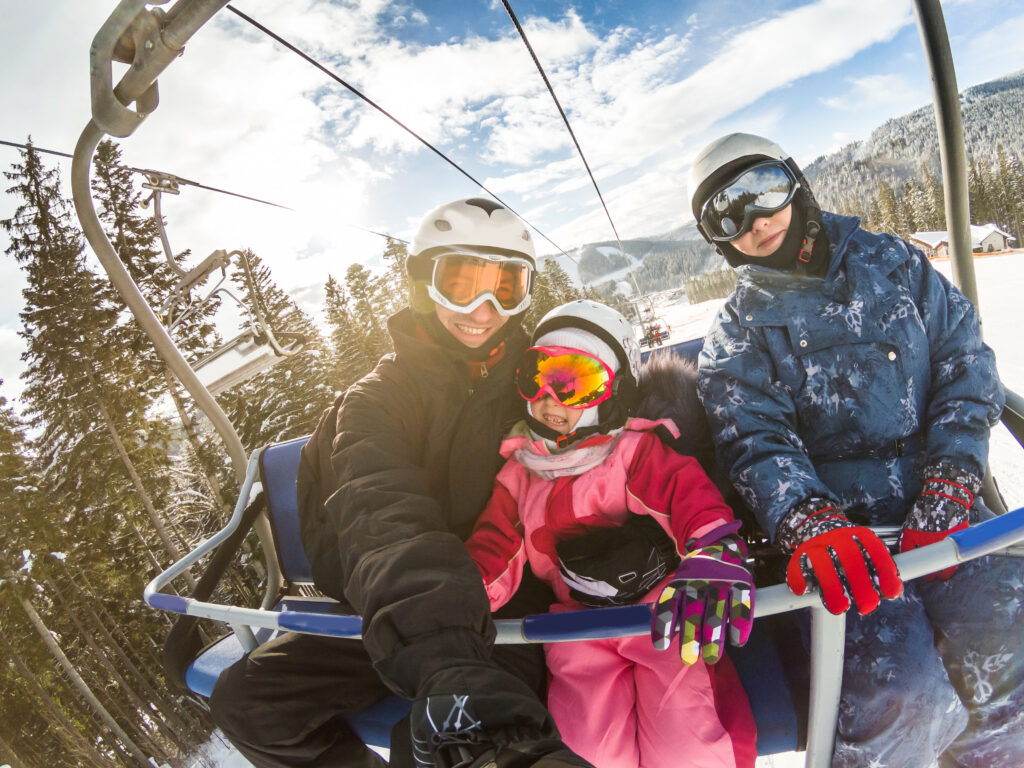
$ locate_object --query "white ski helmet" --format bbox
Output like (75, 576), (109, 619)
(689, 133), (793, 241)
(692, 134), (786, 221)
(526, 300), (641, 446)
(532, 300), (640, 383)
(407, 197), (536, 314)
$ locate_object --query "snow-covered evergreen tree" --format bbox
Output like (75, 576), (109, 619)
(217, 251), (334, 449)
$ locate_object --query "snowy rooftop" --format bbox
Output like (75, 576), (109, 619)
(908, 223), (1017, 249)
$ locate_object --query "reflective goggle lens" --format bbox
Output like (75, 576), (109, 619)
(700, 161), (797, 242)
(516, 346), (613, 408)
(432, 254), (531, 311)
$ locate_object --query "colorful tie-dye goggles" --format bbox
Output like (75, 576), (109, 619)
(516, 346), (615, 409)
(428, 252), (533, 316)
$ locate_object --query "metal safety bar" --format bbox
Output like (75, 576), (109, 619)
(143, 442), (1024, 768)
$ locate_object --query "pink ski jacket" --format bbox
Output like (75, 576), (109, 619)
(466, 419), (736, 610)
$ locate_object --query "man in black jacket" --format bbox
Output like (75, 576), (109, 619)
(209, 198), (592, 768)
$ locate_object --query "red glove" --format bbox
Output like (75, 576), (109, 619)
(778, 499), (903, 615)
(900, 462), (979, 581)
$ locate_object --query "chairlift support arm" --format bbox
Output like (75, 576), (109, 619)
(72, 0), (284, 605)
(912, 0), (978, 308)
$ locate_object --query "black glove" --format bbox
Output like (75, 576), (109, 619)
(556, 513), (680, 607)
(410, 694), (593, 768)
(411, 694), (493, 768)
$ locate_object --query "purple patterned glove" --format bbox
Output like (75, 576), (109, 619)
(900, 461), (979, 580)
(651, 520), (754, 665)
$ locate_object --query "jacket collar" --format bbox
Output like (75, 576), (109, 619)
(732, 212), (912, 323)
(499, 416), (678, 459)
(387, 307), (528, 384)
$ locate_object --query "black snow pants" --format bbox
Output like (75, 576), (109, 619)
(209, 595), (551, 767)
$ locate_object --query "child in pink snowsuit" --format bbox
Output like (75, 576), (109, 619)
(465, 300), (757, 768)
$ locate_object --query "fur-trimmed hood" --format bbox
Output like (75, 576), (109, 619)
(635, 350), (731, 498)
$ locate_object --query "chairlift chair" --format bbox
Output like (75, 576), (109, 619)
(148, 334), (1024, 766)
(69, 2), (1024, 767)
(140, 170), (307, 395)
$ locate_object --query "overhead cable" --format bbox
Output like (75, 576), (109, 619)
(500, 1), (644, 297)
(0, 138), (291, 210)
(1, 138), (406, 243)
(224, 4), (574, 262)
(500, 0), (625, 255)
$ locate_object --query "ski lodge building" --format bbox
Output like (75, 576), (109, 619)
(907, 223), (1017, 259)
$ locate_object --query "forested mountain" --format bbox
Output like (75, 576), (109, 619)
(805, 69), (1024, 213)
(577, 69), (1024, 292)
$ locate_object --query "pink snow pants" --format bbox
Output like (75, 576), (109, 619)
(545, 633), (756, 768)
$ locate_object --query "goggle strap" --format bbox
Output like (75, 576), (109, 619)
(426, 286), (530, 318)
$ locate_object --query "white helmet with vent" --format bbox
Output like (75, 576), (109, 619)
(407, 197), (536, 314)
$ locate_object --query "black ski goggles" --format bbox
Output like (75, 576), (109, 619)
(699, 160), (798, 242)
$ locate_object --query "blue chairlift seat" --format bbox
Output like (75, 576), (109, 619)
(185, 336), (806, 757)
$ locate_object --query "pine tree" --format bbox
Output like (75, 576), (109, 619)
(324, 274), (377, 389)
(968, 158), (991, 231)
(524, 258), (587, 329)
(921, 164), (946, 230)
(344, 262), (394, 366)
(91, 138), (234, 540)
(91, 140), (216, 351)
(900, 180), (920, 235)
(994, 145), (1022, 239)
(874, 180), (900, 235)
(1, 140), (137, 572)
(3, 145), (206, 763)
(217, 251), (335, 449)
(380, 237), (410, 319)
(0, 387), (42, 573)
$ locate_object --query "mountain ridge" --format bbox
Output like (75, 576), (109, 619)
(573, 68), (1024, 289)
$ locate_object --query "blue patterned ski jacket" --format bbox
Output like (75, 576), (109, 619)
(697, 212), (1004, 541)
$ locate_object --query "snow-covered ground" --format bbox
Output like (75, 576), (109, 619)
(202, 252), (1024, 767)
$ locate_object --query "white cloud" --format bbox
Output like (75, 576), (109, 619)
(478, 0), (916, 244)
(0, 0), (991, 385)
(820, 74), (927, 112)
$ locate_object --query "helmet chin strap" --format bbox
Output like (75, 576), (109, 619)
(792, 173), (824, 274)
(525, 394), (632, 450)
(525, 412), (608, 450)
(526, 400), (601, 449)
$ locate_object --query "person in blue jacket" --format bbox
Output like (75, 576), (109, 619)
(691, 132), (1023, 767)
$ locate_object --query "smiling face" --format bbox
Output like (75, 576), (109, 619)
(434, 299), (509, 348)
(732, 203), (793, 258)
(530, 394), (585, 435)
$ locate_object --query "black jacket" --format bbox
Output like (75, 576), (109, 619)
(297, 308), (544, 698)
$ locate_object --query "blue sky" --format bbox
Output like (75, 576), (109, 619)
(1, 0), (1023, 404)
